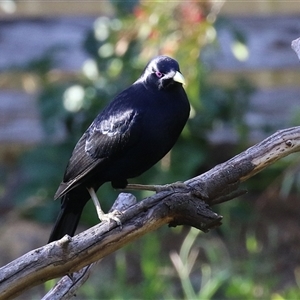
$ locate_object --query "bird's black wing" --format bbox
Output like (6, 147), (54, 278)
(55, 107), (142, 198)
(85, 108), (140, 159)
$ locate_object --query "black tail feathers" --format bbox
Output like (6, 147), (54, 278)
(48, 193), (88, 243)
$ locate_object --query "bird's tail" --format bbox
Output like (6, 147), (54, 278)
(48, 193), (88, 243)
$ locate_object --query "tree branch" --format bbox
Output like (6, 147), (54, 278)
(1, 126), (300, 299)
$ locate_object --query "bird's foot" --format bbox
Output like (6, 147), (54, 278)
(99, 210), (122, 226)
(125, 181), (190, 193)
(87, 187), (122, 226)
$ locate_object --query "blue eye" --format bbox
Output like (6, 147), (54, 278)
(155, 71), (163, 78)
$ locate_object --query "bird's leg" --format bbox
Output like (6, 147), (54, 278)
(124, 184), (157, 192)
(87, 187), (122, 226)
(124, 182), (189, 193)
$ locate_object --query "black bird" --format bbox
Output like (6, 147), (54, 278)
(48, 56), (190, 243)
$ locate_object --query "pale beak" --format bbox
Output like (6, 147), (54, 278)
(173, 71), (186, 86)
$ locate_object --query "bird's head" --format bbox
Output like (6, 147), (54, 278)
(137, 56), (186, 90)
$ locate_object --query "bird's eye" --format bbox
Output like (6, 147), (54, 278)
(155, 71), (163, 78)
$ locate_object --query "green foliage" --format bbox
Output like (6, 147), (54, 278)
(170, 228), (230, 299)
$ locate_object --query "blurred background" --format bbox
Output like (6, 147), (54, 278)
(1, 0), (300, 299)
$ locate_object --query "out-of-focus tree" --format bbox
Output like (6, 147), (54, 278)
(18, 0), (254, 226)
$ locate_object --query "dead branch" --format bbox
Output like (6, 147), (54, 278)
(0, 126), (300, 300)
(42, 264), (96, 300)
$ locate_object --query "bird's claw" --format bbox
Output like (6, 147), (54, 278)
(100, 210), (122, 227)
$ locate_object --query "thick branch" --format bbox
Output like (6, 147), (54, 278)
(186, 126), (300, 204)
(0, 191), (219, 300)
(1, 126), (300, 299)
